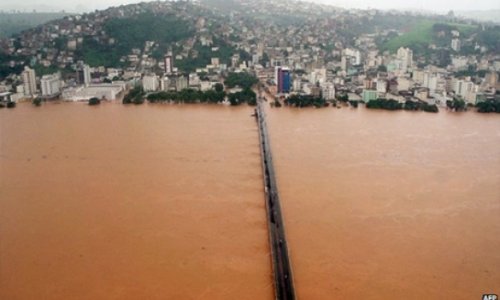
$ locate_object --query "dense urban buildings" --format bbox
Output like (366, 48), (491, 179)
(0, 0), (498, 109)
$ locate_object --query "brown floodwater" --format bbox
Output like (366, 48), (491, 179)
(266, 105), (500, 299)
(0, 102), (273, 300)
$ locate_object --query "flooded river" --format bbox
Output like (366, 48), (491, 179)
(1, 102), (499, 299)
(0, 102), (273, 300)
(266, 106), (500, 299)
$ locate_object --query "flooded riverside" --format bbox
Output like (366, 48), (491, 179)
(0, 102), (273, 300)
(266, 106), (500, 299)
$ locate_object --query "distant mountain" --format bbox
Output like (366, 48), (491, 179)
(0, 12), (70, 38)
(456, 10), (500, 24)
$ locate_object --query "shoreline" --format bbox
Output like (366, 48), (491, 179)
(3, 100), (500, 116)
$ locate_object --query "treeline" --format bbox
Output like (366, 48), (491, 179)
(476, 99), (500, 113)
(123, 84), (257, 106)
(227, 88), (256, 106)
(123, 86), (146, 104)
(446, 98), (467, 111)
(284, 95), (327, 108)
(367, 98), (439, 113)
(146, 89), (226, 104)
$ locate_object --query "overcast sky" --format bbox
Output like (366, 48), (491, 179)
(0, 0), (498, 13)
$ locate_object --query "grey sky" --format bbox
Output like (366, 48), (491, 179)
(0, 0), (498, 13)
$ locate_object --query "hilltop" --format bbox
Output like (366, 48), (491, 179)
(0, 12), (69, 38)
(0, 0), (498, 80)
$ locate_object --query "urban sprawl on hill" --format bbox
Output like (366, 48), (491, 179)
(0, 0), (499, 112)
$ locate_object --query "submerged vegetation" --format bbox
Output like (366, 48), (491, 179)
(88, 97), (101, 106)
(123, 86), (146, 105)
(476, 99), (500, 113)
(366, 98), (439, 113)
(147, 89), (226, 104)
(284, 95), (326, 108)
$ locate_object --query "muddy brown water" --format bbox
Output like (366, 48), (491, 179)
(265, 105), (500, 299)
(0, 102), (273, 300)
(1, 102), (499, 299)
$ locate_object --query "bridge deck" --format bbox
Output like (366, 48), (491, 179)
(255, 99), (296, 300)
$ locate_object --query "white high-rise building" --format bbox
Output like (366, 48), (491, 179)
(455, 79), (478, 103)
(397, 47), (413, 72)
(293, 78), (302, 92)
(423, 72), (439, 92)
(83, 64), (91, 87)
(142, 74), (159, 92)
(160, 77), (171, 91)
(175, 76), (189, 91)
(40, 73), (61, 97)
(451, 39), (461, 52)
(22, 66), (37, 97)
(344, 48), (361, 65)
(321, 83), (336, 100)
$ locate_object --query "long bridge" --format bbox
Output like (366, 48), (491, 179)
(255, 96), (296, 300)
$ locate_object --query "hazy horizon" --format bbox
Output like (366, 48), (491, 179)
(0, 0), (498, 13)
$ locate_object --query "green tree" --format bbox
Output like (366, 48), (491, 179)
(32, 97), (42, 106)
(224, 72), (258, 89)
(446, 97), (466, 111)
(123, 86), (145, 104)
(88, 97), (101, 105)
(214, 83), (224, 93)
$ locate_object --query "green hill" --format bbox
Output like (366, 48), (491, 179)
(0, 12), (69, 38)
(381, 20), (478, 53)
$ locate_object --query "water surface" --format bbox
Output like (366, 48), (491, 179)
(0, 102), (273, 300)
(266, 106), (500, 299)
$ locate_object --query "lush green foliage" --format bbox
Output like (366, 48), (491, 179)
(147, 88), (226, 104)
(477, 26), (500, 53)
(382, 20), (435, 53)
(123, 86), (145, 105)
(422, 103), (439, 113)
(227, 88), (256, 106)
(403, 100), (439, 113)
(88, 97), (101, 106)
(214, 83), (224, 93)
(33, 64), (60, 77)
(32, 98), (42, 106)
(367, 98), (402, 110)
(380, 19), (478, 54)
(336, 93), (349, 102)
(104, 13), (193, 51)
(74, 13), (193, 67)
(0, 53), (26, 79)
(476, 99), (500, 113)
(74, 37), (124, 67)
(224, 72), (258, 89)
(446, 98), (467, 111)
(285, 94), (326, 108)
